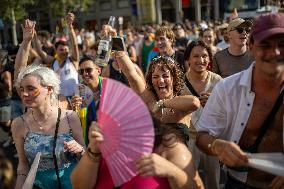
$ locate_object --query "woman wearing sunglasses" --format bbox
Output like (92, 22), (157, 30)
(12, 20), (85, 189)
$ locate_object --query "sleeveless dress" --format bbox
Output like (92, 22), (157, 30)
(22, 115), (78, 189)
(94, 159), (171, 189)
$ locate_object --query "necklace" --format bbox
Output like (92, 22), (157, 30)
(32, 110), (52, 130)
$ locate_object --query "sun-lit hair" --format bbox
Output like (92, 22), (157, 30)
(146, 56), (184, 98)
(155, 26), (175, 45)
(16, 64), (60, 100)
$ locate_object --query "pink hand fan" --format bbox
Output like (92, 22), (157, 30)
(97, 78), (154, 187)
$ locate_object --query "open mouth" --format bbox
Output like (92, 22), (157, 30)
(157, 86), (167, 93)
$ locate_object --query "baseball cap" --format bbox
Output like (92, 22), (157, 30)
(173, 23), (184, 30)
(251, 13), (284, 42)
(227, 18), (252, 32)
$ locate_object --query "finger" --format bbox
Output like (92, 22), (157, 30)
(270, 177), (284, 189)
(136, 155), (152, 167)
(221, 147), (247, 167)
(138, 164), (154, 176)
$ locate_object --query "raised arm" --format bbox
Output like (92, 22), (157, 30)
(115, 52), (146, 94)
(161, 95), (200, 113)
(66, 12), (79, 70)
(14, 20), (35, 83)
(33, 33), (54, 65)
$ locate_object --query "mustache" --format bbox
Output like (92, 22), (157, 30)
(261, 56), (284, 63)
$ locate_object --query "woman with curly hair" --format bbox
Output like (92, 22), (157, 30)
(115, 51), (200, 126)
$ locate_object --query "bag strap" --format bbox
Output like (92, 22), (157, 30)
(53, 108), (62, 189)
(184, 77), (200, 97)
(248, 90), (284, 153)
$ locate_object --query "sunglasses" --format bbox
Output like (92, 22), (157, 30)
(233, 27), (251, 34)
(79, 67), (93, 75)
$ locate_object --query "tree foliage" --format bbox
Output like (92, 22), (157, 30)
(48, 0), (95, 17)
(0, 0), (34, 21)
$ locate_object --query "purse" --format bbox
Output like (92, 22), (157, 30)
(53, 108), (62, 189)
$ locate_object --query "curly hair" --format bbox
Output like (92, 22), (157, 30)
(155, 26), (175, 46)
(184, 40), (213, 63)
(16, 64), (61, 100)
(146, 56), (184, 98)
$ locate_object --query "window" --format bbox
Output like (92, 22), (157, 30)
(117, 0), (130, 8)
(100, 1), (112, 10)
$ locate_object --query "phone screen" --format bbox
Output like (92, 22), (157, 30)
(112, 37), (126, 51)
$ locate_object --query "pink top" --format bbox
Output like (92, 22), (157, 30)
(95, 159), (171, 189)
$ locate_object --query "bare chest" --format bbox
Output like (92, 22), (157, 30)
(239, 95), (283, 152)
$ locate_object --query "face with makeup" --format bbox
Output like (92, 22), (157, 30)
(20, 75), (50, 108)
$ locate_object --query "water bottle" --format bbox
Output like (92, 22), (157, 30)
(95, 16), (116, 67)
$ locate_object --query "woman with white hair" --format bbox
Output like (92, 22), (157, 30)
(12, 20), (84, 189)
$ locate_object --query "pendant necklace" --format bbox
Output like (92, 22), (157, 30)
(32, 110), (51, 130)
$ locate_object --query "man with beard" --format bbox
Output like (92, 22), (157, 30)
(196, 13), (284, 189)
(34, 13), (79, 99)
(212, 18), (254, 78)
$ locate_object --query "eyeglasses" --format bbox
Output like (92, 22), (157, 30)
(152, 56), (175, 64)
(233, 27), (251, 34)
(79, 67), (93, 75)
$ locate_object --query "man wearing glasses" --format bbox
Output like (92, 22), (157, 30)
(212, 18), (254, 78)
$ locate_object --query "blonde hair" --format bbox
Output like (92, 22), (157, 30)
(16, 64), (60, 100)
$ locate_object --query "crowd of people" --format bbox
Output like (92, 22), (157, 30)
(0, 11), (284, 189)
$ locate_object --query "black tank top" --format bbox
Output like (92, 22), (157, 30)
(109, 62), (129, 86)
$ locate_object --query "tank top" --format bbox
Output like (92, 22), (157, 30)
(52, 57), (79, 97)
(22, 113), (78, 189)
(109, 61), (129, 86)
(95, 159), (171, 189)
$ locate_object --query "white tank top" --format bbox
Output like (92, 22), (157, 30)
(52, 57), (79, 97)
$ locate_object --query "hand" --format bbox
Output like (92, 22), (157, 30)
(64, 140), (83, 154)
(66, 12), (75, 27)
(22, 19), (36, 42)
(100, 25), (117, 39)
(199, 92), (210, 107)
(88, 121), (104, 153)
(270, 176), (284, 189)
(152, 100), (163, 113)
(71, 95), (83, 110)
(212, 139), (248, 167)
(136, 153), (173, 177)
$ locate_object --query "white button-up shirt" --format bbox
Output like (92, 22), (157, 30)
(196, 63), (284, 182)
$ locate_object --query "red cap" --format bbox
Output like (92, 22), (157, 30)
(252, 13), (284, 42)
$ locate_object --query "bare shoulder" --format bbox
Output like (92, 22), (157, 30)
(11, 115), (28, 137)
(163, 141), (192, 164)
(141, 89), (156, 105)
(64, 109), (79, 121)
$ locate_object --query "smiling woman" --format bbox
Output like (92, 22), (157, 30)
(115, 52), (200, 125)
